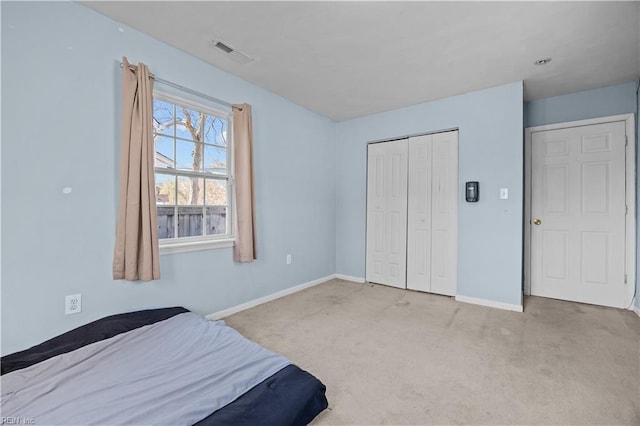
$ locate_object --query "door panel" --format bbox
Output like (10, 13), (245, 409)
(581, 162), (609, 214)
(429, 131), (458, 296)
(530, 121), (626, 308)
(407, 135), (433, 292)
(407, 131), (458, 295)
(542, 165), (568, 213)
(581, 232), (608, 284)
(365, 140), (408, 288)
(542, 230), (568, 280)
(367, 143), (386, 285)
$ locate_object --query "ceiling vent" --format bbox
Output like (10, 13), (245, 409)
(209, 40), (254, 64)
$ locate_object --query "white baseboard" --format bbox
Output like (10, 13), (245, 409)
(335, 274), (366, 283)
(206, 274), (334, 320)
(633, 304), (640, 318)
(455, 295), (523, 313)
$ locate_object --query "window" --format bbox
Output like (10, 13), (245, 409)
(153, 93), (233, 253)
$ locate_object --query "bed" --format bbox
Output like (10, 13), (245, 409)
(1, 307), (328, 425)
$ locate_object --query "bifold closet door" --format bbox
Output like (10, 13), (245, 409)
(407, 131), (458, 295)
(365, 139), (408, 288)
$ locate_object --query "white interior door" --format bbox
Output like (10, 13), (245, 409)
(366, 139), (408, 288)
(407, 131), (458, 295)
(530, 121), (627, 308)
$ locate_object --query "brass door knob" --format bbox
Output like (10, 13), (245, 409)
(533, 218), (542, 225)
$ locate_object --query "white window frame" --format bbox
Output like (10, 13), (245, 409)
(153, 91), (235, 255)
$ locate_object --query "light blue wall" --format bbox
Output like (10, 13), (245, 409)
(525, 81), (637, 128)
(1, 1), (337, 355)
(336, 82), (524, 307)
(525, 81), (639, 311)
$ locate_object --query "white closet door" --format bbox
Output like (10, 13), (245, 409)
(406, 135), (433, 292)
(430, 131), (458, 295)
(407, 131), (458, 295)
(366, 139), (408, 288)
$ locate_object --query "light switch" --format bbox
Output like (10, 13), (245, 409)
(500, 188), (509, 199)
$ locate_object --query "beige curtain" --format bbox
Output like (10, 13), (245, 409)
(233, 104), (257, 262)
(113, 57), (160, 281)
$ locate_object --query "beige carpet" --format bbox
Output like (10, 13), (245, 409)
(224, 279), (640, 425)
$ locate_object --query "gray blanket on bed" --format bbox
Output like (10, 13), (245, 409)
(1, 312), (290, 426)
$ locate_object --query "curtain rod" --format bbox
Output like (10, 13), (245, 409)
(120, 62), (237, 110)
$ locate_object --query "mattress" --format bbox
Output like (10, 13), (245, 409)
(1, 307), (328, 425)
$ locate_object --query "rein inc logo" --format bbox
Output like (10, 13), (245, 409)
(1, 418), (35, 425)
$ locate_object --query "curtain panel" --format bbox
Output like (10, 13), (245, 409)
(113, 57), (161, 281)
(233, 104), (257, 262)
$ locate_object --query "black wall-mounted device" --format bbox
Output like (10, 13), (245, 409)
(465, 181), (479, 202)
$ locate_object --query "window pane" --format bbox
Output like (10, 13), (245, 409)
(204, 145), (227, 174)
(204, 115), (228, 146)
(155, 173), (175, 205)
(153, 100), (176, 136)
(153, 94), (233, 244)
(177, 176), (204, 205)
(176, 140), (204, 172)
(157, 206), (175, 239)
(175, 107), (203, 141)
(177, 206), (203, 238)
(205, 179), (227, 206)
(154, 136), (174, 169)
(206, 206), (227, 235)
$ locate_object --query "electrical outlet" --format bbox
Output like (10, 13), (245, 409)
(286, 254), (292, 265)
(65, 294), (82, 315)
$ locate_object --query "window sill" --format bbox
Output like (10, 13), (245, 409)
(159, 238), (235, 255)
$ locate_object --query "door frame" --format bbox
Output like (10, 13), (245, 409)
(524, 114), (636, 308)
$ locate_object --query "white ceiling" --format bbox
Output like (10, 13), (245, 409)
(83, 1), (639, 121)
